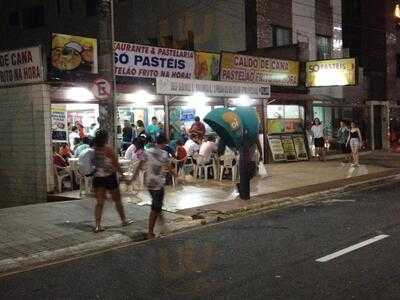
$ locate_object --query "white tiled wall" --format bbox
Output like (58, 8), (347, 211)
(0, 84), (52, 208)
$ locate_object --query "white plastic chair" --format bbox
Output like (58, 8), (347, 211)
(219, 154), (238, 181)
(54, 166), (73, 193)
(184, 156), (195, 175)
(121, 160), (145, 193)
(77, 173), (93, 197)
(195, 155), (217, 181)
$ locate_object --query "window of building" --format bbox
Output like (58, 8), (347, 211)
(22, 6), (45, 29)
(9, 11), (20, 27)
(317, 35), (332, 60)
(272, 26), (292, 47)
(86, 0), (98, 17)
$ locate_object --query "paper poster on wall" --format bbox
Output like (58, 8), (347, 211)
(281, 135), (297, 161)
(180, 108), (195, 121)
(51, 104), (68, 142)
(292, 134), (309, 160)
(114, 42), (195, 79)
(195, 52), (220, 80)
(267, 135), (286, 161)
(268, 119), (285, 134)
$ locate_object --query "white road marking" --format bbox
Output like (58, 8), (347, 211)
(322, 199), (356, 204)
(316, 234), (389, 263)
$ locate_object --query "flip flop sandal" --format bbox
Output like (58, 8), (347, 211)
(122, 220), (134, 227)
(93, 226), (105, 233)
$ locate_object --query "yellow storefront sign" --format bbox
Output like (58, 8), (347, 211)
(306, 58), (356, 87)
(220, 52), (299, 87)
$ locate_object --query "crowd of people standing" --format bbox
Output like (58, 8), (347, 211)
(310, 118), (363, 167)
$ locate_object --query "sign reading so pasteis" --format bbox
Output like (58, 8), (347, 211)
(114, 42), (195, 79)
(220, 52), (299, 87)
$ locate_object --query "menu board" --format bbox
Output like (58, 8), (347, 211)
(51, 104), (68, 142)
(281, 135), (297, 161)
(292, 134), (309, 160)
(267, 135), (286, 161)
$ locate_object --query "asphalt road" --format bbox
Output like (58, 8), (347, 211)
(2, 183), (400, 299)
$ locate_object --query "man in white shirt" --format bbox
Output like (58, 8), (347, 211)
(184, 138), (200, 157)
(69, 126), (80, 151)
(199, 136), (218, 162)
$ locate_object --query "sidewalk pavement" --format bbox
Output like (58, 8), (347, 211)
(0, 200), (199, 276)
(1, 150), (400, 275)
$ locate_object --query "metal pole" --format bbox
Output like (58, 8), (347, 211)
(370, 103), (375, 151)
(261, 98), (268, 164)
(164, 95), (170, 141)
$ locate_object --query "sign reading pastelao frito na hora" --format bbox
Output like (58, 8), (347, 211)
(0, 46), (44, 86)
(114, 42), (195, 79)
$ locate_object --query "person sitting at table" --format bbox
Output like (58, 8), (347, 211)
(59, 142), (72, 160)
(156, 134), (175, 158)
(175, 140), (187, 173)
(125, 134), (147, 161)
(53, 144), (69, 172)
(184, 136), (201, 157)
(199, 135), (218, 163)
(74, 137), (91, 157)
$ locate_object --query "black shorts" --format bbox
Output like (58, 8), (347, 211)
(149, 188), (164, 212)
(93, 174), (119, 191)
(314, 137), (325, 148)
(340, 143), (351, 154)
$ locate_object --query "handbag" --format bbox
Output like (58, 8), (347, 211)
(258, 163), (268, 178)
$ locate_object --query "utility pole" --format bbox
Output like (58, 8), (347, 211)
(98, 0), (117, 149)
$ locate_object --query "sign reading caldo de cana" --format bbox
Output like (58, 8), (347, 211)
(114, 42), (195, 79)
(0, 46), (44, 86)
(220, 53), (299, 87)
(306, 58), (356, 87)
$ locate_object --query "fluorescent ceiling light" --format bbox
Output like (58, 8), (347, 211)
(233, 95), (251, 106)
(125, 90), (156, 103)
(66, 87), (94, 101)
(184, 92), (210, 107)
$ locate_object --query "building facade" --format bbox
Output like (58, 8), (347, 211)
(0, 0), (393, 207)
(0, 0), (247, 53)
